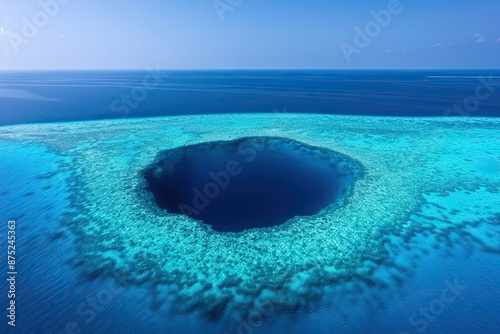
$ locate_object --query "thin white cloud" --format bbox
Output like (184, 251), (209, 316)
(474, 33), (488, 44)
(496, 38), (500, 44)
(401, 48), (407, 53)
(432, 42), (445, 49)
(385, 49), (392, 54)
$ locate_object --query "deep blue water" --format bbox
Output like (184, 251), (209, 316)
(143, 137), (359, 232)
(1, 71), (500, 334)
(1, 70), (500, 126)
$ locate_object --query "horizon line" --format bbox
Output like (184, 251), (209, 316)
(1, 68), (500, 72)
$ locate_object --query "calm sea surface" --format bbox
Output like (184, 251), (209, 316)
(1, 70), (500, 126)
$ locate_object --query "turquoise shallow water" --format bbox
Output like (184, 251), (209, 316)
(0, 113), (499, 333)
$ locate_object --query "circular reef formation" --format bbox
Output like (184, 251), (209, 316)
(2, 114), (498, 326)
(142, 137), (360, 233)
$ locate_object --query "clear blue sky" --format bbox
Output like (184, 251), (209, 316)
(0, 0), (499, 69)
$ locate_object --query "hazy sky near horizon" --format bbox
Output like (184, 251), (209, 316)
(0, 0), (499, 70)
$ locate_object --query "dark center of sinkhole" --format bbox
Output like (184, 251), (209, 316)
(143, 137), (359, 233)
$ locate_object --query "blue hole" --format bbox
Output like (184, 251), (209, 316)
(143, 137), (360, 233)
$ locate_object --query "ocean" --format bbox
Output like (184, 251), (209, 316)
(0, 71), (499, 334)
(1, 70), (500, 126)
